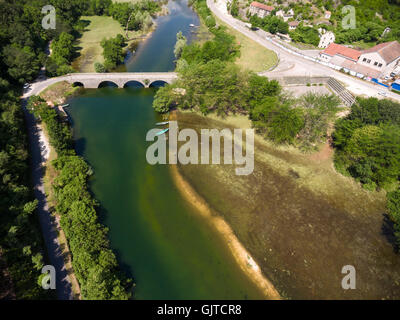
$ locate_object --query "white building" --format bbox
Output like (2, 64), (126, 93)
(276, 8), (294, 22)
(249, 2), (274, 18)
(288, 21), (299, 31)
(358, 41), (400, 77)
(318, 29), (335, 48)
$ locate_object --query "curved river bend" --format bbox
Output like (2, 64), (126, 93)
(67, 0), (265, 299)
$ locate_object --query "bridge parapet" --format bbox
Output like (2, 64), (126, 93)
(64, 72), (178, 88)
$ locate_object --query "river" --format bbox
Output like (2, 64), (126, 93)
(66, 0), (265, 299)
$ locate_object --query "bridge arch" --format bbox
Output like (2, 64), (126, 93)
(72, 81), (84, 88)
(123, 80), (145, 88)
(98, 81), (119, 88)
(149, 80), (169, 88)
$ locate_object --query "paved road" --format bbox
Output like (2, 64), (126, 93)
(207, 0), (400, 102)
(22, 93), (73, 300)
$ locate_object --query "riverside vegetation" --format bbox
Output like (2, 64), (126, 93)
(28, 96), (133, 299)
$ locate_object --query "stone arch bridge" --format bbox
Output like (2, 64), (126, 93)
(66, 72), (178, 88)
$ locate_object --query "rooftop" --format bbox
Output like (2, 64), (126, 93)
(361, 41), (400, 64)
(250, 2), (275, 12)
(322, 43), (361, 61)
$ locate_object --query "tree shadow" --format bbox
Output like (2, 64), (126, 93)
(381, 213), (399, 254)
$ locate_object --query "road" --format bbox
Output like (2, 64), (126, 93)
(207, 0), (400, 102)
(22, 85), (74, 300)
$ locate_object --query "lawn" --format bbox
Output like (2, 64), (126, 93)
(72, 16), (126, 72)
(214, 16), (278, 72)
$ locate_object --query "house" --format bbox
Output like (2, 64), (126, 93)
(318, 29), (335, 48)
(319, 42), (393, 78)
(276, 8), (294, 22)
(249, 2), (274, 18)
(324, 11), (331, 19)
(288, 21), (299, 31)
(357, 41), (400, 77)
(319, 43), (361, 63)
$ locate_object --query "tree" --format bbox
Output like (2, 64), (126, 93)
(94, 62), (107, 73)
(174, 31), (187, 59)
(267, 106), (304, 144)
(101, 34), (126, 70)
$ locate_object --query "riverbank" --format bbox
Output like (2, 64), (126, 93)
(174, 110), (400, 299)
(39, 122), (82, 300)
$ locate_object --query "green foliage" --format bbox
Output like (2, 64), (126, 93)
(174, 32), (187, 60)
(266, 106), (305, 144)
(94, 62), (107, 73)
(0, 87), (50, 299)
(28, 96), (73, 156)
(52, 155), (132, 299)
(26, 94), (133, 299)
(290, 25), (320, 46)
(387, 189), (400, 246)
(101, 34), (126, 70)
(297, 93), (340, 150)
(250, 15), (289, 35)
(108, 0), (159, 31)
(51, 32), (75, 66)
(333, 97), (400, 190)
(181, 28), (240, 64)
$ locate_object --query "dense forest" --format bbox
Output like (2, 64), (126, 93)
(0, 0), (136, 299)
(0, 0), (86, 300)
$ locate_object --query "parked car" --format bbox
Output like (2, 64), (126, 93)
(378, 91), (387, 97)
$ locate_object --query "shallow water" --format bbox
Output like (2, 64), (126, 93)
(67, 0), (265, 300)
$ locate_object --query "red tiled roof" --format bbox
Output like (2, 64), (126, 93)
(322, 43), (361, 61)
(361, 41), (400, 64)
(250, 2), (274, 12)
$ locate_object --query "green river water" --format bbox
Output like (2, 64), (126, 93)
(67, 0), (265, 300)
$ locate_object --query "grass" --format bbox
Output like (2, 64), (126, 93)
(72, 16), (127, 72)
(175, 110), (400, 299)
(40, 81), (81, 105)
(214, 16), (278, 72)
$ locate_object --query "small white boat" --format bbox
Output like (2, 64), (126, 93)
(189, 24), (195, 27)
(156, 121), (169, 126)
(156, 128), (169, 136)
